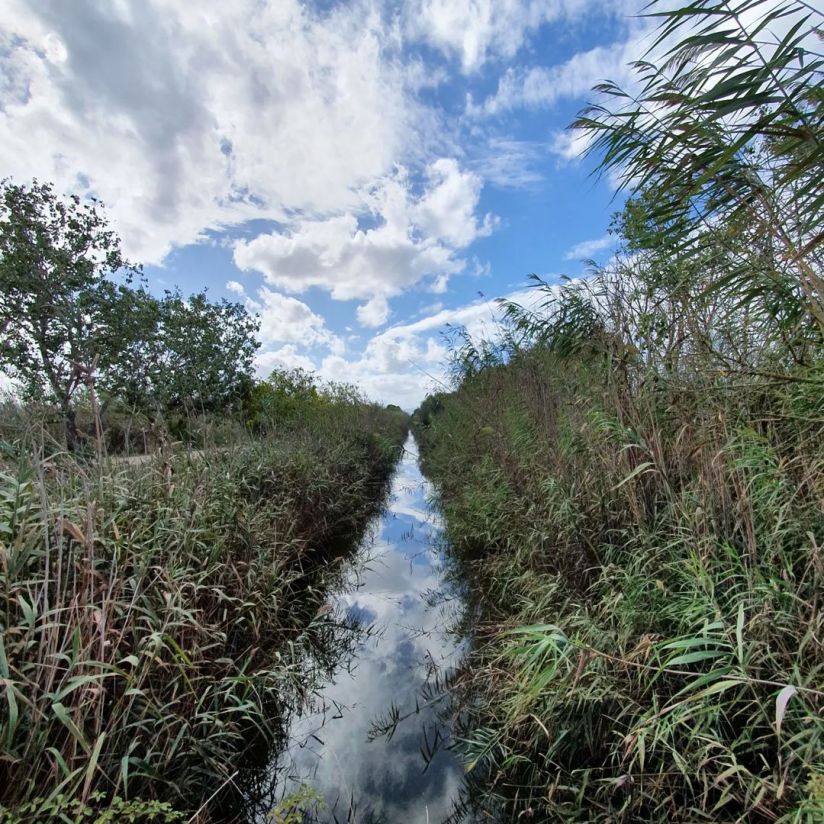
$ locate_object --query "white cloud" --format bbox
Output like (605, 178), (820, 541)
(549, 128), (595, 162)
(415, 159), (492, 247)
(378, 294), (510, 340)
(0, 0), (432, 264)
(250, 288), (348, 381)
(406, 0), (637, 73)
(233, 160), (495, 307)
(469, 37), (641, 117)
(564, 234), (615, 260)
(255, 345), (317, 377)
(0, 0), (643, 410)
(304, 287), (540, 410)
(252, 288), (344, 354)
(357, 295), (391, 328)
(470, 138), (547, 188)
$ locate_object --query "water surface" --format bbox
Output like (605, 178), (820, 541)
(247, 435), (466, 823)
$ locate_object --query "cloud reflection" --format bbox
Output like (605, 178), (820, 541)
(250, 437), (465, 823)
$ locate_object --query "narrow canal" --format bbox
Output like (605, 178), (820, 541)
(245, 434), (468, 823)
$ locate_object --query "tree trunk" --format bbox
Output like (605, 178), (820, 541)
(62, 400), (79, 452)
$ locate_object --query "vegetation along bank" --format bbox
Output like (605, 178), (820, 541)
(415, 2), (824, 821)
(0, 178), (409, 821)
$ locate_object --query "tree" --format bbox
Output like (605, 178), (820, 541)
(149, 290), (260, 418)
(267, 366), (320, 400)
(0, 179), (143, 449)
(114, 289), (259, 427)
(0, 180), (261, 449)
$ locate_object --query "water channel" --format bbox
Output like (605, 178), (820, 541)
(244, 434), (469, 823)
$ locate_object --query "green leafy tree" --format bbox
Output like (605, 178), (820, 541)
(268, 366), (320, 400)
(246, 367), (319, 430)
(126, 290), (259, 422)
(322, 379), (366, 406)
(0, 179), (143, 449)
(0, 180), (261, 448)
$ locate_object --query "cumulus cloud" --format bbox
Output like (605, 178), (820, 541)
(0, 0), (430, 263)
(247, 288), (344, 354)
(301, 287), (539, 410)
(0, 0), (644, 267)
(357, 295), (391, 328)
(233, 159), (495, 305)
(256, 345), (317, 377)
(0, 0), (637, 408)
(247, 288), (348, 382)
(253, 287), (535, 412)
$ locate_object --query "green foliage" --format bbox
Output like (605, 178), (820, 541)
(245, 367), (375, 433)
(0, 179), (145, 448)
(420, 326), (824, 821)
(574, 0), (824, 330)
(268, 785), (326, 823)
(0, 179), (260, 451)
(415, 7), (824, 814)
(0, 793), (183, 823)
(0, 408), (407, 819)
(123, 289), (260, 419)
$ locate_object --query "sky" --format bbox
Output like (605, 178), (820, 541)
(0, 0), (655, 409)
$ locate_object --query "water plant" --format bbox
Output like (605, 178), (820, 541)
(0, 402), (408, 821)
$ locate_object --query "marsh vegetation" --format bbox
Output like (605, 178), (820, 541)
(2, 0), (823, 822)
(415, 1), (824, 820)
(0, 179), (408, 821)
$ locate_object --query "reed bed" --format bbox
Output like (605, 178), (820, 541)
(419, 334), (823, 821)
(0, 404), (407, 822)
(416, 2), (823, 818)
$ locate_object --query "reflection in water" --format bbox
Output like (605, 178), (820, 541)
(245, 435), (467, 823)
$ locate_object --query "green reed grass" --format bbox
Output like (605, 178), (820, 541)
(420, 320), (824, 822)
(0, 403), (407, 822)
(416, 4), (823, 818)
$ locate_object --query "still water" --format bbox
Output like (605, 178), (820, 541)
(246, 435), (467, 823)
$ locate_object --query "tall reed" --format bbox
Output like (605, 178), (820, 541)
(417, 4), (823, 816)
(0, 403), (407, 822)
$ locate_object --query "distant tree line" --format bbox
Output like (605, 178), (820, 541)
(0, 179), (260, 451)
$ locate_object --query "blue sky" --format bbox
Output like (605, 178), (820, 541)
(1, 0), (653, 408)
